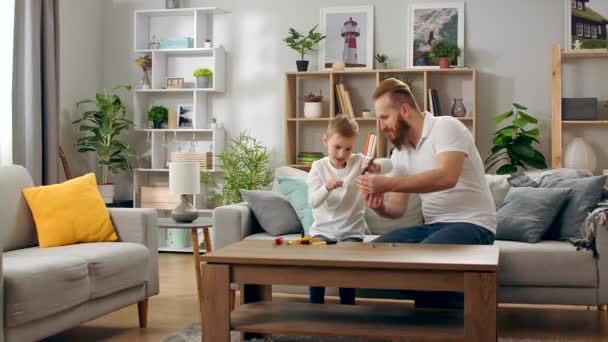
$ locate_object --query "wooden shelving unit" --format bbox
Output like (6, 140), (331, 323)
(132, 7), (228, 253)
(284, 68), (477, 169)
(550, 44), (608, 169)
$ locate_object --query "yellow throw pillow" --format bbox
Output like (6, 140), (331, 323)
(22, 173), (118, 248)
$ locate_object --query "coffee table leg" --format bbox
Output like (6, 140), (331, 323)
(203, 227), (212, 252)
(201, 263), (230, 342)
(240, 283), (272, 340)
(191, 229), (204, 322)
(464, 272), (497, 342)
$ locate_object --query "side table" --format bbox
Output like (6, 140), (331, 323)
(157, 217), (213, 320)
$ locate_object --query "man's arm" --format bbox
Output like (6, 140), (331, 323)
(357, 151), (466, 195)
(367, 192), (409, 219)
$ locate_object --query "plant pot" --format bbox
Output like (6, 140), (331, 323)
(377, 62), (387, 70)
(439, 57), (450, 69)
(98, 184), (114, 204)
(196, 76), (210, 89)
(296, 60), (309, 72)
(304, 102), (322, 118)
(153, 121), (163, 129)
(362, 110), (374, 118)
(564, 138), (597, 174)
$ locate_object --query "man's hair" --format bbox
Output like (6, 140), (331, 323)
(373, 77), (421, 112)
(327, 114), (359, 138)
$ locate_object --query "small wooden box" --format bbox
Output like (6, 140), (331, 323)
(141, 186), (181, 210)
(562, 98), (598, 120)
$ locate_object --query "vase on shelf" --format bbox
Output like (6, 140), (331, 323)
(564, 138), (597, 174)
(451, 98), (466, 117)
(303, 102), (322, 118)
(140, 70), (150, 89)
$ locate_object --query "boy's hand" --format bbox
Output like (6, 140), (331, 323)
(325, 179), (343, 191)
(364, 192), (385, 210)
(356, 175), (392, 194)
(361, 160), (381, 174)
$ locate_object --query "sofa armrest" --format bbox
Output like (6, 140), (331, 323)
(213, 203), (260, 250)
(109, 208), (159, 297)
(597, 222), (608, 304)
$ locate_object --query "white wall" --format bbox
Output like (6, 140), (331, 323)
(60, 0), (608, 199)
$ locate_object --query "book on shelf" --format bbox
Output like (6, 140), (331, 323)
(428, 89), (435, 115)
(430, 89), (442, 116)
(363, 132), (377, 159)
(335, 83), (354, 116)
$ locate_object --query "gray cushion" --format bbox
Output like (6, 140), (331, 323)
(495, 240), (597, 287)
(3, 251), (90, 327)
(0, 165), (38, 252)
(240, 190), (303, 236)
(496, 187), (571, 243)
(540, 175), (607, 240)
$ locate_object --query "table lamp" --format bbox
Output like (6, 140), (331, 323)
(169, 162), (200, 223)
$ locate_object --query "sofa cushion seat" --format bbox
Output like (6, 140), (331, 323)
(496, 240), (597, 288)
(3, 251), (90, 327)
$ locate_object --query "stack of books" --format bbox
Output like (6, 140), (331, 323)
(170, 151), (212, 170)
(297, 152), (324, 165)
(334, 83), (354, 116)
(428, 89), (442, 116)
(363, 133), (377, 159)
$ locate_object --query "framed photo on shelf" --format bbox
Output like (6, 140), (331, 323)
(166, 77), (184, 89)
(407, 2), (465, 68)
(564, 0), (608, 50)
(319, 6), (374, 70)
(177, 104), (193, 128)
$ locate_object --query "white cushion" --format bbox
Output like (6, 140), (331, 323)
(485, 174), (511, 208)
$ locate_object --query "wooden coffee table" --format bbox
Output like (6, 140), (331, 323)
(201, 240), (499, 342)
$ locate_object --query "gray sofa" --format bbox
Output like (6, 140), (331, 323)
(214, 169), (607, 307)
(0, 165), (159, 342)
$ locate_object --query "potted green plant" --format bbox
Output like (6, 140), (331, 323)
(72, 85), (136, 203)
(147, 105), (169, 128)
(283, 25), (326, 72)
(375, 53), (389, 69)
(430, 40), (462, 69)
(485, 103), (548, 175)
(201, 131), (274, 207)
(193, 68), (213, 89)
(299, 91), (323, 118)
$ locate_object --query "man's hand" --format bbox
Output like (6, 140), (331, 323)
(356, 175), (392, 194)
(364, 192), (384, 210)
(325, 179), (343, 191)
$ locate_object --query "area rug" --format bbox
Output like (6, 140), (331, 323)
(160, 322), (565, 342)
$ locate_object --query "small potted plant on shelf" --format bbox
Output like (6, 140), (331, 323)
(72, 85), (136, 204)
(375, 53), (389, 69)
(283, 25), (326, 72)
(193, 67), (213, 89)
(135, 55), (152, 89)
(148, 105), (169, 128)
(430, 40), (462, 69)
(210, 116), (218, 129)
(299, 91), (323, 119)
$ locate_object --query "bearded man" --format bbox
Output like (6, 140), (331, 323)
(356, 78), (496, 308)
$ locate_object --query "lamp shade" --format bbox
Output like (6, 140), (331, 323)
(169, 162), (200, 194)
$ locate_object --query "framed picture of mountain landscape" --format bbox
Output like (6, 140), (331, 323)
(565, 0), (608, 50)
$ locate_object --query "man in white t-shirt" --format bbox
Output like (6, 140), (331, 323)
(356, 78), (496, 308)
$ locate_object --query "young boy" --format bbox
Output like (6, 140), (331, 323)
(307, 115), (390, 305)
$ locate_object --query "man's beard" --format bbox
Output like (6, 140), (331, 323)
(390, 117), (410, 150)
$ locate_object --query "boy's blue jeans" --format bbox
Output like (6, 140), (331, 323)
(309, 236), (363, 305)
(373, 222), (495, 308)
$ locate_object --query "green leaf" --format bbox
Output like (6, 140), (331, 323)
(519, 111), (538, 124)
(519, 150), (548, 169)
(512, 117), (530, 128)
(493, 111), (513, 124)
(512, 144), (536, 159)
(99, 127), (115, 137)
(493, 134), (512, 146)
(513, 103), (528, 110)
(76, 99), (95, 107)
(522, 128), (540, 137)
(497, 164), (518, 175)
(77, 147), (96, 153)
(79, 125), (97, 132)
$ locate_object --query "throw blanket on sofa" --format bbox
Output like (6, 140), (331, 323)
(508, 168), (607, 256)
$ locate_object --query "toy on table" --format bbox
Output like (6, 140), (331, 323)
(273, 237), (285, 246)
(285, 237), (337, 246)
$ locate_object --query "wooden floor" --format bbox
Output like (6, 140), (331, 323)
(46, 253), (608, 341)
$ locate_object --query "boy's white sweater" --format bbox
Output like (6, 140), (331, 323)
(307, 154), (391, 240)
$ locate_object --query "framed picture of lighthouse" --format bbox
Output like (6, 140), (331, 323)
(319, 6), (374, 70)
(407, 2), (465, 68)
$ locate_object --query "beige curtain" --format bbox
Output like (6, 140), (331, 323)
(12, 0), (60, 185)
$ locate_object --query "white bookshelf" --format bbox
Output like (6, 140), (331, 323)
(132, 7), (227, 253)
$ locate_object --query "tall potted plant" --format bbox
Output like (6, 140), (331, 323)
(485, 103), (548, 175)
(283, 25), (326, 72)
(201, 131), (274, 207)
(430, 40), (461, 69)
(72, 85), (137, 203)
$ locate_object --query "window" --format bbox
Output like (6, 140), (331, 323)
(572, 0), (576, 8)
(0, 0), (14, 166)
(577, 22), (584, 36)
(599, 25), (603, 36)
(584, 23), (591, 37)
(578, 1), (583, 10)
(592, 26), (597, 38)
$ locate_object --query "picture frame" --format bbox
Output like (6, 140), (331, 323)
(564, 0), (608, 50)
(319, 6), (374, 71)
(166, 77), (184, 89)
(406, 2), (465, 69)
(177, 104), (193, 128)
